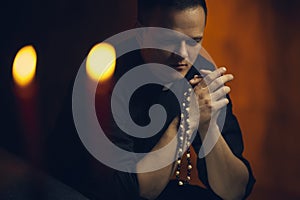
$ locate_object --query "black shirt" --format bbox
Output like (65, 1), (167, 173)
(46, 49), (255, 200)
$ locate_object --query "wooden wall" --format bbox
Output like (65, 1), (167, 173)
(203, 1), (300, 199)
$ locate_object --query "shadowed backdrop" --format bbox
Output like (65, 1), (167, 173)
(0, 0), (299, 199)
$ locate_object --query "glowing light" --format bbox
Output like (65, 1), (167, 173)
(12, 45), (37, 87)
(86, 42), (116, 82)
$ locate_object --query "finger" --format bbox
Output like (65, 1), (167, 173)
(208, 74), (234, 92)
(193, 83), (209, 97)
(200, 65), (227, 75)
(189, 76), (203, 85)
(210, 86), (231, 101)
(199, 69), (212, 75)
(201, 67), (227, 86)
(211, 98), (229, 111)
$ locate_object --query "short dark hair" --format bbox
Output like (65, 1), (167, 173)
(137, 0), (207, 25)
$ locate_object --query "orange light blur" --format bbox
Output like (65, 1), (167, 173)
(12, 45), (37, 87)
(86, 42), (116, 82)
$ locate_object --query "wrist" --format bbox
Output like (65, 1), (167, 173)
(198, 123), (220, 139)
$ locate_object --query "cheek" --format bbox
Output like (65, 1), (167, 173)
(158, 50), (173, 62)
(187, 46), (201, 64)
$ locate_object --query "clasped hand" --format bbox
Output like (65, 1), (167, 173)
(188, 67), (234, 134)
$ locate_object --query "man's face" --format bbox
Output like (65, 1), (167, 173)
(140, 6), (206, 83)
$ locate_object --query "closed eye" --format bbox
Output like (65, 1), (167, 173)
(186, 37), (203, 46)
(193, 37), (203, 44)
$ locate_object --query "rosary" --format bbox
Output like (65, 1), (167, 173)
(175, 87), (193, 186)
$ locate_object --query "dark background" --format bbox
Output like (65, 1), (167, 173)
(0, 0), (299, 199)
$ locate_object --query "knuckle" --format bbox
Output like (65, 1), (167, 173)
(210, 82), (217, 91)
(218, 77), (224, 85)
(203, 98), (211, 105)
(207, 104), (213, 110)
(195, 83), (201, 90)
(205, 74), (213, 82)
(202, 78), (210, 87)
(197, 93), (204, 99)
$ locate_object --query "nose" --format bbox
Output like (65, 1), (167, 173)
(176, 40), (189, 59)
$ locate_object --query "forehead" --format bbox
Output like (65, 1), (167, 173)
(145, 6), (205, 36)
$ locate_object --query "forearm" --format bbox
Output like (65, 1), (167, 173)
(200, 125), (249, 200)
(137, 119), (178, 200)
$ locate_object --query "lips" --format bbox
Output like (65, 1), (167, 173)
(170, 64), (189, 70)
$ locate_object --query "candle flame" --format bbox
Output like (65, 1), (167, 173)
(86, 42), (116, 82)
(12, 45), (37, 87)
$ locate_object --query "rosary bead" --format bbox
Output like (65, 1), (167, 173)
(176, 88), (194, 186)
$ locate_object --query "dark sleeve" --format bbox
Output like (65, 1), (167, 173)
(44, 83), (141, 200)
(193, 95), (256, 199)
(100, 92), (142, 200)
